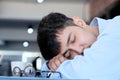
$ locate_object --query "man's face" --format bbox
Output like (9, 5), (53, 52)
(56, 26), (96, 59)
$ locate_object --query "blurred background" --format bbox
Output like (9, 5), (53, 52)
(0, 0), (120, 76)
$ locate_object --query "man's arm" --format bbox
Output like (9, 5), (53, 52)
(41, 54), (67, 73)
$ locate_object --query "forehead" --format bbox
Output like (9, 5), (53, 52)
(57, 26), (79, 36)
(56, 26), (78, 53)
(56, 26), (73, 39)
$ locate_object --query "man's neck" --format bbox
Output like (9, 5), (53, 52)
(86, 25), (99, 38)
(91, 26), (99, 37)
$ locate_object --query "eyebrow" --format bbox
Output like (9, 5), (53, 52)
(67, 32), (72, 46)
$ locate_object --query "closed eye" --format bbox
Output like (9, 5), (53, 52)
(70, 34), (76, 44)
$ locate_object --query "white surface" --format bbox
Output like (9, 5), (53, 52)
(11, 61), (32, 76)
(22, 51), (41, 63)
(36, 57), (42, 70)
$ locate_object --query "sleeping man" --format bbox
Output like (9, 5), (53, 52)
(37, 12), (120, 79)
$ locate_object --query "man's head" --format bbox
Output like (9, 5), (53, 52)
(37, 12), (77, 60)
(37, 12), (97, 60)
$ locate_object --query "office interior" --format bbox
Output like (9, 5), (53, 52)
(0, 0), (120, 77)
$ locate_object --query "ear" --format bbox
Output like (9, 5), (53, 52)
(72, 16), (86, 27)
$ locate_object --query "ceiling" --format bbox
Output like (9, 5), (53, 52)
(0, 0), (90, 41)
(0, 0), (90, 51)
(0, 0), (90, 21)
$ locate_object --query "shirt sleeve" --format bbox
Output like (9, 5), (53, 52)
(41, 61), (50, 71)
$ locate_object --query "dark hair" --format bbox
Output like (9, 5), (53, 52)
(37, 12), (77, 60)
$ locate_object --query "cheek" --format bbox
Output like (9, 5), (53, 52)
(76, 31), (86, 42)
(76, 35), (85, 44)
(76, 34), (91, 48)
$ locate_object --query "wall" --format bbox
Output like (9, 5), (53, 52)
(90, 0), (118, 21)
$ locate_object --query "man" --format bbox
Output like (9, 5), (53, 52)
(37, 12), (97, 69)
(37, 12), (120, 79)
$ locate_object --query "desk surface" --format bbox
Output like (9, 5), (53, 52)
(0, 76), (42, 80)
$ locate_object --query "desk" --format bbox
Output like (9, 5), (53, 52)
(0, 76), (42, 80)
